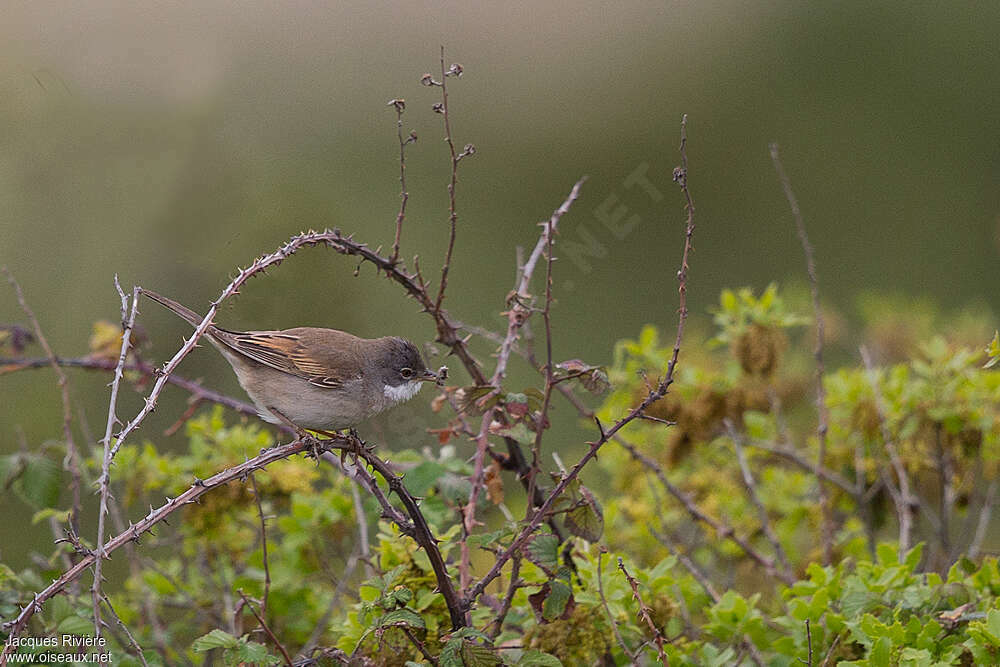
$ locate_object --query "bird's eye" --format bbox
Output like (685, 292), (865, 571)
(400, 367), (413, 379)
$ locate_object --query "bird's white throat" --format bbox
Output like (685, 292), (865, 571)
(383, 380), (422, 404)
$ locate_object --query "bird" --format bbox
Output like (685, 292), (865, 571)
(143, 290), (441, 433)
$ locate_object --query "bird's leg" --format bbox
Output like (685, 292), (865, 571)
(267, 406), (324, 463)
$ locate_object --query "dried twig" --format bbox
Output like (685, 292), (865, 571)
(524, 186), (560, 521)
(388, 98), (414, 265)
(467, 115), (702, 603)
(598, 550), (637, 662)
(2, 436), (326, 655)
(798, 618), (813, 666)
(460, 178), (585, 593)
(100, 594), (149, 667)
(486, 554), (522, 640)
(249, 474), (272, 616)
(617, 558), (669, 663)
(238, 590), (293, 667)
(727, 421), (793, 578)
(968, 478), (998, 560)
(0, 355), (279, 426)
(860, 346), (915, 555)
(93, 280), (140, 640)
(432, 46), (466, 314)
(769, 143), (832, 565)
(3, 268), (84, 542)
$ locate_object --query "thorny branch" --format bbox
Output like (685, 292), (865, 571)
(617, 558), (669, 664)
(93, 280), (141, 642)
(466, 115), (701, 604)
(460, 178), (585, 594)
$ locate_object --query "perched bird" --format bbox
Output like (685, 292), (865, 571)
(143, 290), (441, 432)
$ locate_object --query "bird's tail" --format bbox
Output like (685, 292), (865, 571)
(143, 289), (209, 329)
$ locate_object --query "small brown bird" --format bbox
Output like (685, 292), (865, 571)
(144, 290), (440, 432)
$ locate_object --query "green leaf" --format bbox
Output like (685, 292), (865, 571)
(376, 608), (425, 630)
(869, 635), (892, 667)
(564, 485), (604, 542)
(523, 533), (560, 574)
(542, 579), (573, 621)
(31, 508), (70, 525)
(461, 640), (502, 666)
(192, 629), (240, 651)
(403, 461), (448, 497)
(57, 614), (94, 636)
(14, 454), (62, 509)
(984, 331), (1000, 368)
(232, 639), (280, 666)
(518, 650), (563, 666)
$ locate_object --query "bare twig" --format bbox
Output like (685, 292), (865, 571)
(647, 525), (719, 603)
(249, 474), (272, 616)
(860, 346), (915, 556)
(238, 590), (294, 667)
(467, 115), (703, 603)
(968, 479), (998, 560)
(934, 423), (955, 565)
(93, 280), (141, 640)
(348, 473), (373, 577)
(769, 143), (832, 565)
(432, 46), (465, 314)
(486, 554), (522, 640)
(2, 436), (326, 655)
(617, 558), (669, 663)
(402, 627), (439, 666)
(100, 594), (149, 667)
(297, 552), (361, 658)
(323, 436), (466, 629)
(727, 421), (793, 577)
(613, 435), (794, 585)
(798, 618), (813, 666)
(524, 189), (560, 521)
(388, 98), (414, 265)
(747, 440), (858, 496)
(3, 268), (84, 543)
(461, 178), (585, 593)
(598, 550), (637, 662)
(0, 355), (279, 425)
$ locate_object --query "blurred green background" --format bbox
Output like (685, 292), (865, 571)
(1, 1), (998, 566)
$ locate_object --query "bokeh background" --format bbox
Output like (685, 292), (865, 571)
(1, 1), (998, 566)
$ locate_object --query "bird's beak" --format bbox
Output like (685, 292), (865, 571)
(419, 369), (439, 383)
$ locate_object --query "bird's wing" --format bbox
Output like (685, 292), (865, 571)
(213, 327), (362, 389)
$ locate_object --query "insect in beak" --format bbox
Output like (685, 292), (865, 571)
(420, 366), (448, 386)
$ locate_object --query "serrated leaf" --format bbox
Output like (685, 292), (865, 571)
(523, 533), (560, 574)
(541, 579), (573, 621)
(564, 486), (603, 542)
(192, 629), (239, 651)
(495, 422), (535, 446)
(456, 385), (497, 415)
(376, 608), (425, 630)
(461, 640), (502, 666)
(233, 639), (280, 666)
(440, 640), (464, 667)
(518, 650), (563, 666)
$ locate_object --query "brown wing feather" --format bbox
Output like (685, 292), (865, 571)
(212, 327), (364, 389)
